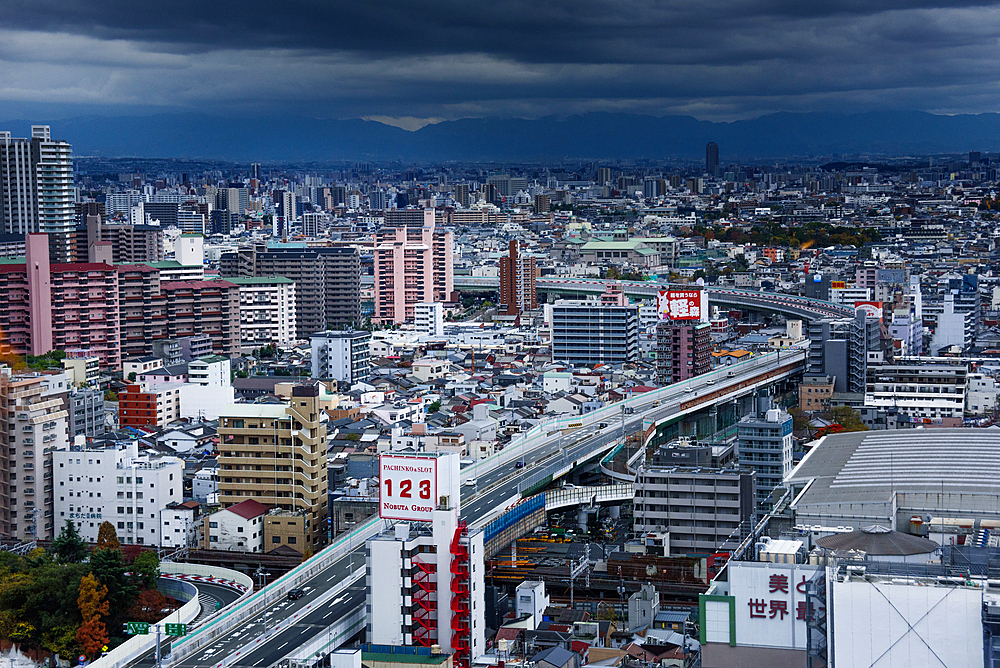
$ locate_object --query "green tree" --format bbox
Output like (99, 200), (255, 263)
(829, 405), (868, 432)
(788, 406), (809, 432)
(427, 400), (442, 414)
(53, 520), (89, 563)
(127, 372), (137, 382)
(130, 551), (160, 591)
(89, 548), (136, 631)
(95, 521), (121, 551)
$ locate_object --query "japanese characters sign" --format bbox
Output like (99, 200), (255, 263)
(729, 562), (823, 650)
(658, 290), (704, 321)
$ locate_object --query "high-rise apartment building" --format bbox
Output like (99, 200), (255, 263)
(737, 404), (793, 511)
(72, 215), (165, 264)
(228, 277), (297, 350)
(273, 190), (296, 235)
(807, 310), (868, 393)
(1, 369), (71, 541)
(655, 320), (711, 385)
(454, 183), (471, 209)
(549, 301), (639, 366)
(0, 126), (75, 262)
(498, 239), (536, 323)
(533, 194), (550, 213)
(160, 279), (241, 357)
(220, 244), (361, 333)
(0, 234), (121, 368)
(217, 383), (328, 548)
(706, 141), (720, 173)
(374, 214), (454, 324)
(310, 330), (372, 385)
(214, 187), (249, 215)
(596, 167), (612, 186)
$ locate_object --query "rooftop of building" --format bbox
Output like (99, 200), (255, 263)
(815, 525), (938, 556)
(787, 428), (1000, 507)
(224, 498), (270, 519)
(220, 403), (289, 419)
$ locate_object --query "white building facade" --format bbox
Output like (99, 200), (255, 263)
(53, 442), (183, 546)
(229, 277), (297, 349)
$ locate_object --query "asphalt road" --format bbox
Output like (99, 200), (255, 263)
(175, 550), (364, 668)
(131, 581), (245, 668)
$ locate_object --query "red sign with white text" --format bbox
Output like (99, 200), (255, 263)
(379, 455), (437, 522)
(658, 290), (702, 320)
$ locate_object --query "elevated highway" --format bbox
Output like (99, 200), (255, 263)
(454, 276), (855, 321)
(162, 344), (806, 668)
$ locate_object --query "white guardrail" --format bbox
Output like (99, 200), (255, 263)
(90, 580), (200, 668)
(168, 517), (385, 665)
(160, 562), (254, 628)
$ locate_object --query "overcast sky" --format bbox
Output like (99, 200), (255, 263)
(2, 0), (998, 128)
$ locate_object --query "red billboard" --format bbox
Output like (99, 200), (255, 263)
(658, 290), (703, 320)
(854, 301), (883, 322)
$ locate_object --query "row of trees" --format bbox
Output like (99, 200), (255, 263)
(0, 521), (168, 661)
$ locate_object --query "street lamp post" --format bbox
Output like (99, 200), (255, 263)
(254, 565), (271, 638)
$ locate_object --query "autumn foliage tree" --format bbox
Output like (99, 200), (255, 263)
(76, 573), (109, 659)
(95, 522), (121, 551)
(127, 589), (170, 623)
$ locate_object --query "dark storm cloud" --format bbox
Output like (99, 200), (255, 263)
(1, 0), (999, 121)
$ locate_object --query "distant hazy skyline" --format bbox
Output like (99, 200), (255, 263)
(2, 0), (998, 126)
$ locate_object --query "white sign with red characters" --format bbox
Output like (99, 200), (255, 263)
(658, 290), (703, 321)
(728, 562), (823, 650)
(379, 455), (438, 522)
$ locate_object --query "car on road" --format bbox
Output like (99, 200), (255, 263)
(465, 478), (477, 486)
(287, 588), (305, 600)
(515, 461), (525, 468)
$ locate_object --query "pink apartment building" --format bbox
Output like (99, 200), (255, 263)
(374, 211), (454, 324)
(0, 234), (120, 368)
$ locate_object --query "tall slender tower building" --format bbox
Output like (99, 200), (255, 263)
(498, 239), (536, 323)
(0, 126), (75, 262)
(705, 141), (720, 175)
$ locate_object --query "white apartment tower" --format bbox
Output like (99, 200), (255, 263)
(229, 277), (298, 349)
(367, 452), (485, 668)
(414, 302), (445, 336)
(0, 126), (75, 262)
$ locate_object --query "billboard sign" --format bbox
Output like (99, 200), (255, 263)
(658, 290), (702, 320)
(830, 280), (846, 289)
(728, 562), (823, 650)
(379, 455), (438, 522)
(854, 301), (883, 322)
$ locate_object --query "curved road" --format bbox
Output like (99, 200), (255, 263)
(129, 580), (245, 668)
